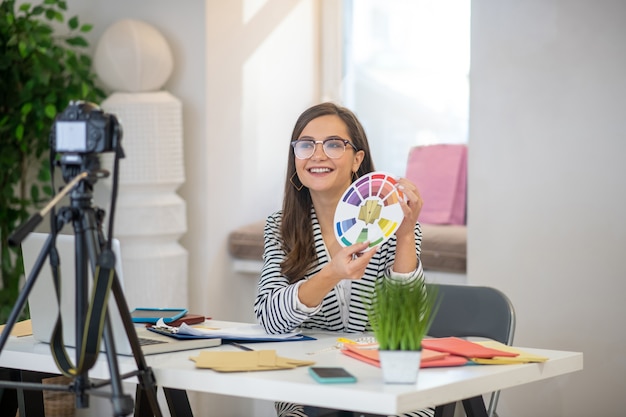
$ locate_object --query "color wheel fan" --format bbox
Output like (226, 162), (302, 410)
(334, 172), (405, 250)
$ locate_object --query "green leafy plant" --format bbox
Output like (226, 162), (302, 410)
(366, 277), (439, 351)
(0, 0), (105, 323)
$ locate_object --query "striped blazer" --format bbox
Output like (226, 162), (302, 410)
(254, 209), (424, 335)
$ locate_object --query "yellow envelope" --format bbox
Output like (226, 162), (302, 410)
(276, 356), (315, 368)
(190, 350), (315, 372)
(471, 341), (549, 364)
(0, 319), (33, 337)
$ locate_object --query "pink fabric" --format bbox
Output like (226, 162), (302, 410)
(405, 144), (467, 225)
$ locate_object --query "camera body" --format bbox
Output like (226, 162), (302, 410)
(50, 100), (121, 154)
(50, 101), (123, 184)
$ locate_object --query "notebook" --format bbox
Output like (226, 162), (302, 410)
(22, 232), (221, 355)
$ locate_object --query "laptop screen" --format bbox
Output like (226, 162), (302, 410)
(22, 232), (126, 350)
(22, 232), (221, 355)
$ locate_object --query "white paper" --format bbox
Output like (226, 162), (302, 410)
(177, 323), (303, 340)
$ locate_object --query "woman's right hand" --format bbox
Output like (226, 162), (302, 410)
(328, 241), (378, 281)
(298, 241), (378, 308)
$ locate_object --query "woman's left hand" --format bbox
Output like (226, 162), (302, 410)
(395, 177), (423, 238)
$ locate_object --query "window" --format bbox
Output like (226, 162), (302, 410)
(341, 0), (470, 175)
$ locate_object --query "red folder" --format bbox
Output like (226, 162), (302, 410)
(421, 337), (519, 359)
(341, 344), (468, 368)
(420, 355), (468, 368)
(166, 314), (207, 327)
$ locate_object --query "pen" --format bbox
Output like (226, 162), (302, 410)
(230, 342), (254, 351)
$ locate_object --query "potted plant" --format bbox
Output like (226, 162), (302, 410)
(366, 276), (439, 384)
(0, 0), (105, 323)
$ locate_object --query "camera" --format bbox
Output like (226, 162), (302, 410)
(50, 100), (122, 154)
(49, 101), (123, 183)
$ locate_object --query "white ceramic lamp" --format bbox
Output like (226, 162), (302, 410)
(94, 19), (174, 93)
(94, 19), (188, 309)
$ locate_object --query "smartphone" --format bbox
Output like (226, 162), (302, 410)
(308, 367), (357, 384)
(130, 307), (188, 324)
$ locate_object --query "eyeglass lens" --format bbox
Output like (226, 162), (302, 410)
(293, 139), (351, 159)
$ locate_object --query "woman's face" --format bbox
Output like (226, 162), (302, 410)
(294, 115), (364, 198)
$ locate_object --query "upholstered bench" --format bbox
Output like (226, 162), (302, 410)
(228, 220), (466, 275)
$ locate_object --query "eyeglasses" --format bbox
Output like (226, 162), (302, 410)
(291, 137), (358, 159)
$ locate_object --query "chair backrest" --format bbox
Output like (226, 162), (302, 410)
(427, 284), (516, 417)
(428, 284), (515, 345)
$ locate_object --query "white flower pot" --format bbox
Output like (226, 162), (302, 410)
(378, 350), (422, 384)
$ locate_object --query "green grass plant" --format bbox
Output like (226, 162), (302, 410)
(366, 276), (439, 351)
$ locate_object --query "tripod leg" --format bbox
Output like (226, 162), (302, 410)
(79, 212), (163, 416)
(109, 275), (163, 417)
(75, 226), (91, 409)
(101, 316), (135, 416)
(81, 221), (160, 417)
(0, 234), (55, 353)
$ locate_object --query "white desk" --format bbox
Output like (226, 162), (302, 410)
(0, 321), (583, 416)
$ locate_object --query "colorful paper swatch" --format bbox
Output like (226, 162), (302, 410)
(334, 172), (405, 250)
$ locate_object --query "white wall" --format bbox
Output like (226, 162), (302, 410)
(470, 1), (626, 416)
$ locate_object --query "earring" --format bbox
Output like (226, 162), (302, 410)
(290, 172), (304, 191)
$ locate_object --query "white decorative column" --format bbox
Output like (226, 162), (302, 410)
(93, 19), (187, 309)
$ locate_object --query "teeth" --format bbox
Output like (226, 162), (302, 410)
(309, 168), (331, 173)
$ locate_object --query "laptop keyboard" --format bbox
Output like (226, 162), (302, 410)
(138, 337), (167, 346)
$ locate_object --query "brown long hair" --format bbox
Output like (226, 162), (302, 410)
(280, 102), (375, 282)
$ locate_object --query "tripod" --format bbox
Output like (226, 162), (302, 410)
(0, 170), (163, 417)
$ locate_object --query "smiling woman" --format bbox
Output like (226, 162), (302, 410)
(253, 102), (434, 417)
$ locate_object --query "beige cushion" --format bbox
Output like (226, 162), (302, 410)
(419, 224), (467, 274)
(228, 221), (467, 274)
(228, 220), (266, 261)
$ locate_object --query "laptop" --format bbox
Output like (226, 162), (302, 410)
(22, 232), (221, 355)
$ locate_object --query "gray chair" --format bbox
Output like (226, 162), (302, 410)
(427, 284), (516, 417)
